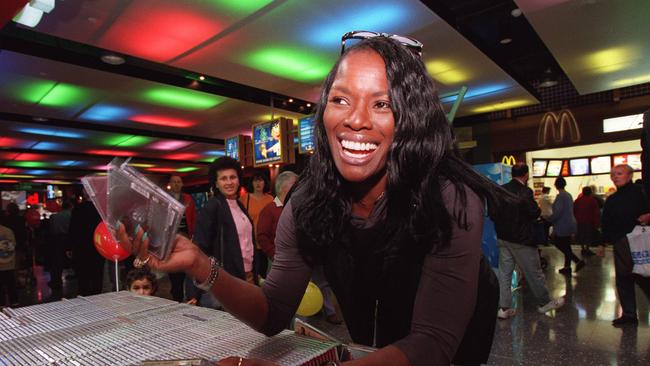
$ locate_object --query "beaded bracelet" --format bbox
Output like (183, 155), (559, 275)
(193, 256), (220, 291)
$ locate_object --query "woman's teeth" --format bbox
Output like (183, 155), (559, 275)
(341, 139), (378, 152)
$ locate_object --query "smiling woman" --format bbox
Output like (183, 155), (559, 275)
(118, 34), (510, 366)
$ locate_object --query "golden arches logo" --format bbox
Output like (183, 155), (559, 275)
(537, 109), (581, 146)
(501, 155), (516, 166)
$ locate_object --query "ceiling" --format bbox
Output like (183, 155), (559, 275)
(1, 0), (649, 187)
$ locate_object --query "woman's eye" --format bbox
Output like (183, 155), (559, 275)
(375, 101), (391, 109)
(329, 96), (348, 105)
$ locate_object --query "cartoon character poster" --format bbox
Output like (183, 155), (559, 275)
(253, 120), (283, 165)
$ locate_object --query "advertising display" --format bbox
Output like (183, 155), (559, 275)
(298, 115), (316, 154)
(569, 158), (590, 176)
(1, 191), (27, 210)
(252, 118), (294, 167)
(225, 136), (240, 161)
(532, 160), (547, 177)
(546, 160), (563, 177)
(613, 153), (642, 171)
(590, 156), (611, 174)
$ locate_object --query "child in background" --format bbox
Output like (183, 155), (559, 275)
(126, 267), (157, 296)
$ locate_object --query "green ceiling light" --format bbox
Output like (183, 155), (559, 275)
(16, 80), (57, 103)
(142, 87), (225, 110)
(244, 46), (333, 82)
(177, 167), (199, 173)
(101, 134), (153, 147)
(7, 161), (48, 168)
(39, 83), (89, 107)
(209, 0), (273, 15)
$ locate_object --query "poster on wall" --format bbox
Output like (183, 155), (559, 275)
(253, 120), (284, 166)
(225, 136), (239, 161)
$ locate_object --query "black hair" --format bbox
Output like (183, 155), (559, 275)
(250, 173), (270, 193)
(554, 177), (567, 189)
(126, 267), (157, 294)
(208, 157), (242, 195)
(581, 186), (592, 196)
(293, 36), (510, 259)
(511, 163), (529, 178)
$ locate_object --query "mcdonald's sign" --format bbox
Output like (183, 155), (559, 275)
(501, 155), (516, 166)
(537, 109), (581, 147)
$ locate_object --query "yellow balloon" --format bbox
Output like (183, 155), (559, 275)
(296, 281), (324, 317)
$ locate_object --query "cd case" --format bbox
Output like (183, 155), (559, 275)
(81, 158), (186, 260)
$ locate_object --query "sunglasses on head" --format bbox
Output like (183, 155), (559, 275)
(341, 30), (423, 56)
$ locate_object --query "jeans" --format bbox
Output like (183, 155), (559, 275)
(498, 239), (550, 308)
(614, 237), (650, 318)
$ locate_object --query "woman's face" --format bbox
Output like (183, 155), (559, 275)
(129, 279), (154, 296)
(252, 178), (265, 193)
(216, 168), (240, 199)
(610, 166), (631, 188)
(323, 50), (395, 184)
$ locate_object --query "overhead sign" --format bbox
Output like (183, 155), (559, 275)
(537, 109), (581, 147)
(501, 155), (516, 166)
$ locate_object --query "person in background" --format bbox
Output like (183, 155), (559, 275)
(0, 223), (18, 307)
(69, 191), (103, 296)
(573, 186), (600, 257)
(1, 203), (27, 270)
(167, 175), (197, 302)
(545, 177), (584, 275)
(127, 267), (158, 297)
(256, 171), (298, 262)
(185, 157), (257, 308)
(240, 173), (274, 278)
(600, 164), (650, 326)
(537, 186), (553, 245)
(496, 163), (564, 319)
(46, 199), (73, 291)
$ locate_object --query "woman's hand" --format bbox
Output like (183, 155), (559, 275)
(216, 356), (279, 366)
(116, 224), (206, 277)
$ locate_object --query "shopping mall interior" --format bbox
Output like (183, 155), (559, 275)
(0, 1), (649, 365)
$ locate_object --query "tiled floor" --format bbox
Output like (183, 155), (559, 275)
(7, 245), (650, 365)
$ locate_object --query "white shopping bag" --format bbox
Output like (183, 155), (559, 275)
(626, 226), (650, 277)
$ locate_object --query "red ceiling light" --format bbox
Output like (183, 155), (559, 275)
(14, 153), (47, 161)
(130, 115), (197, 128)
(0, 168), (19, 174)
(87, 149), (135, 157)
(98, 5), (223, 62)
(0, 180), (19, 183)
(164, 153), (200, 160)
(148, 167), (176, 173)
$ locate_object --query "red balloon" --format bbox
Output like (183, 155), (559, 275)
(94, 222), (129, 261)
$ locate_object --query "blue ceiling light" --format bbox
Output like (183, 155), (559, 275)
(24, 170), (52, 175)
(57, 160), (78, 167)
(31, 141), (65, 150)
(205, 150), (226, 156)
(306, 2), (411, 48)
(440, 84), (513, 104)
(17, 127), (85, 139)
(80, 105), (132, 122)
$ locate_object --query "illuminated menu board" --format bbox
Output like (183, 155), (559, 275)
(225, 136), (239, 161)
(569, 158), (589, 175)
(532, 160), (547, 177)
(590, 156), (611, 174)
(613, 153), (642, 171)
(546, 160), (563, 176)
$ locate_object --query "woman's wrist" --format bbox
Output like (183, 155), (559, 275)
(190, 252), (212, 282)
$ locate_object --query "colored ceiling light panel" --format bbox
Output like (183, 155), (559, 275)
(471, 99), (531, 114)
(148, 167), (176, 173)
(149, 140), (192, 150)
(130, 115), (197, 128)
(6, 161), (48, 168)
(0, 180), (19, 183)
(39, 83), (90, 107)
(244, 47), (332, 82)
(611, 73), (650, 88)
(17, 127), (84, 139)
(200, 158), (217, 163)
(0, 137), (32, 148)
(15, 79), (56, 103)
(0, 168), (19, 174)
(129, 163), (155, 168)
(426, 60), (470, 84)
(0, 152), (19, 160)
(205, 150), (226, 156)
(81, 105), (132, 122)
(24, 170), (52, 175)
(31, 142), (66, 150)
(100, 5), (224, 62)
(308, 3), (410, 47)
(33, 180), (74, 185)
(0, 174), (36, 179)
(164, 153), (200, 161)
(207, 0), (273, 16)
(14, 153), (47, 161)
(87, 150), (135, 157)
(142, 88), (225, 110)
(57, 160), (78, 167)
(105, 135), (154, 147)
(584, 47), (639, 74)
(177, 167), (199, 173)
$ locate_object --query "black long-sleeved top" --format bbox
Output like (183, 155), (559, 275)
(602, 182), (649, 244)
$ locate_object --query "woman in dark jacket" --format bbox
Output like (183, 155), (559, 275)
(184, 157), (256, 308)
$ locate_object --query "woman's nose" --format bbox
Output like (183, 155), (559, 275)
(344, 104), (372, 130)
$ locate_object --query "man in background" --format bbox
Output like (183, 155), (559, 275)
(69, 191), (103, 296)
(256, 171), (298, 261)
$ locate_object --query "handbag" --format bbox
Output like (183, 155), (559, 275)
(625, 225), (650, 277)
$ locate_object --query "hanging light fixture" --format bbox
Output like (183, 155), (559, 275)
(539, 68), (558, 88)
